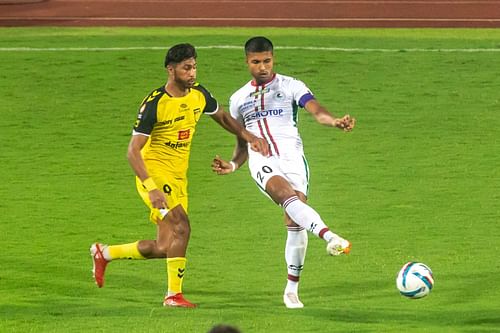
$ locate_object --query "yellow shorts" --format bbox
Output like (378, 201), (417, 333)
(135, 173), (188, 223)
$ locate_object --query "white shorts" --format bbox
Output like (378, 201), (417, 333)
(248, 150), (310, 198)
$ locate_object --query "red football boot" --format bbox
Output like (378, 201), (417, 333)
(90, 243), (109, 288)
(163, 293), (197, 308)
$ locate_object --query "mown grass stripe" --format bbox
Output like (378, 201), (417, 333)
(1, 46), (500, 52)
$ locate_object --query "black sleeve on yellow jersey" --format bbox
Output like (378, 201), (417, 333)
(133, 89), (162, 135)
(193, 83), (218, 114)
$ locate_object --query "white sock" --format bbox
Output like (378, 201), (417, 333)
(285, 227), (308, 294)
(286, 280), (299, 295)
(102, 245), (112, 261)
(282, 196), (336, 242)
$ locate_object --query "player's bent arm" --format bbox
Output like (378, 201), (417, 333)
(231, 137), (249, 170)
(127, 134), (167, 209)
(212, 134), (248, 175)
(304, 99), (355, 131)
(127, 134), (151, 181)
(211, 137), (249, 175)
(210, 107), (269, 156)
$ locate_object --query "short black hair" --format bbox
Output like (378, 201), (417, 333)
(165, 43), (197, 67)
(244, 36), (273, 54)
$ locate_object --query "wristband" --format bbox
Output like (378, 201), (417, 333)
(229, 161), (237, 172)
(142, 177), (158, 192)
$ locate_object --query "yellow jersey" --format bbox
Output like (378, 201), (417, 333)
(133, 83), (218, 176)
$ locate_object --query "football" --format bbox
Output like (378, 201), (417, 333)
(396, 262), (434, 299)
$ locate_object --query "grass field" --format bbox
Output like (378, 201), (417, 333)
(0, 27), (499, 333)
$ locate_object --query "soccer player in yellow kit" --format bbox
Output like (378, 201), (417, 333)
(90, 43), (268, 308)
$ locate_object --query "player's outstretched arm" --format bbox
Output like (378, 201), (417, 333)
(210, 107), (269, 156)
(304, 99), (356, 131)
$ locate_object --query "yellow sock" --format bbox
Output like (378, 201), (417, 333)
(108, 241), (145, 260)
(167, 257), (187, 295)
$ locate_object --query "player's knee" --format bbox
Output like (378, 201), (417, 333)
(277, 191), (298, 206)
(169, 211), (191, 240)
(266, 176), (296, 204)
(137, 240), (156, 256)
(156, 240), (170, 254)
(173, 221), (191, 240)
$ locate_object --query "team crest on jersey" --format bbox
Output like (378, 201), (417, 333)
(178, 129), (191, 140)
(274, 91), (285, 100)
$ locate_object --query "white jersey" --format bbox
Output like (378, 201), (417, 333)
(229, 73), (315, 157)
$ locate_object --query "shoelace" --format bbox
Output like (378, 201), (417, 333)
(285, 293), (300, 303)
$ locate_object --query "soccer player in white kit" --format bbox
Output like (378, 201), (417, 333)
(212, 37), (356, 309)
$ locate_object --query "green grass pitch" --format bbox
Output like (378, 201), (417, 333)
(0, 27), (499, 332)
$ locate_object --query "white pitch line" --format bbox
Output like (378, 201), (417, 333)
(278, 46), (500, 52)
(1, 46), (499, 52)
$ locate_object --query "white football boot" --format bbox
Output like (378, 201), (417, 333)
(283, 292), (304, 309)
(326, 237), (351, 256)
